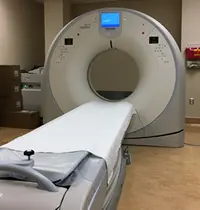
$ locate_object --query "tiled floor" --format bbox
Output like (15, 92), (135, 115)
(0, 125), (200, 210)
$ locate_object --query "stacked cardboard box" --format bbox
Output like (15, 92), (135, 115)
(0, 65), (40, 129)
(0, 110), (40, 129)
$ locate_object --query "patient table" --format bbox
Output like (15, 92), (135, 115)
(0, 101), (133, 210)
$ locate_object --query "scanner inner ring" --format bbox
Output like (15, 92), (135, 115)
(87, 48), (140, 102)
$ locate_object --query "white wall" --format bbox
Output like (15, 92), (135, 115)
(0, 0), (44, 69)
(44, 0), (64, 54)
(182, 0), (200, 117)
(44, 0), (71, 54)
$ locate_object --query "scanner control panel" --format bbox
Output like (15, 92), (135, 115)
(99, 12), (122, 38)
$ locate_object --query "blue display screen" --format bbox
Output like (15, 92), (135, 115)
(101, 12), (120, 28)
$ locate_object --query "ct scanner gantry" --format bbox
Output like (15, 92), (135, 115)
(42, 8), (185, 147)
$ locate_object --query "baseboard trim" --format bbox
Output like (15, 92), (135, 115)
(186, 117), (200, 124)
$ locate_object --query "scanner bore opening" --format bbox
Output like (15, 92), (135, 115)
(88, 49), (140, 101)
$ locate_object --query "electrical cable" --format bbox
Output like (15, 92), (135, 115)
(184, 142), (200, 147)
(110, 40), (113, 49)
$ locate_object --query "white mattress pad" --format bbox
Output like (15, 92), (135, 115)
(1, 101), (134, 183)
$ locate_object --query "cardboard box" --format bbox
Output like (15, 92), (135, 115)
(0, 65), (21, 82)
(0, 110), (40, 129)
(0, 93), (23, 113)
(0, 81), (21, 97)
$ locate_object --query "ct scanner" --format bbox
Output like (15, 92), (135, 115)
(42, 8), (185, 148)
(0, 8), (185, 210)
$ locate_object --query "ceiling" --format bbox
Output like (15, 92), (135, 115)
(36, 0), (143, 4)
(71, 0), (118, 3)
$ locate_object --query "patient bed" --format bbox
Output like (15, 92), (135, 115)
(0, 101), (134, 210)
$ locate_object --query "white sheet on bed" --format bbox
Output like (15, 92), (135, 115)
(1, 101), (134, 183)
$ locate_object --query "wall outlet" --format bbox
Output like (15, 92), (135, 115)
(189, 98), (194, 105)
